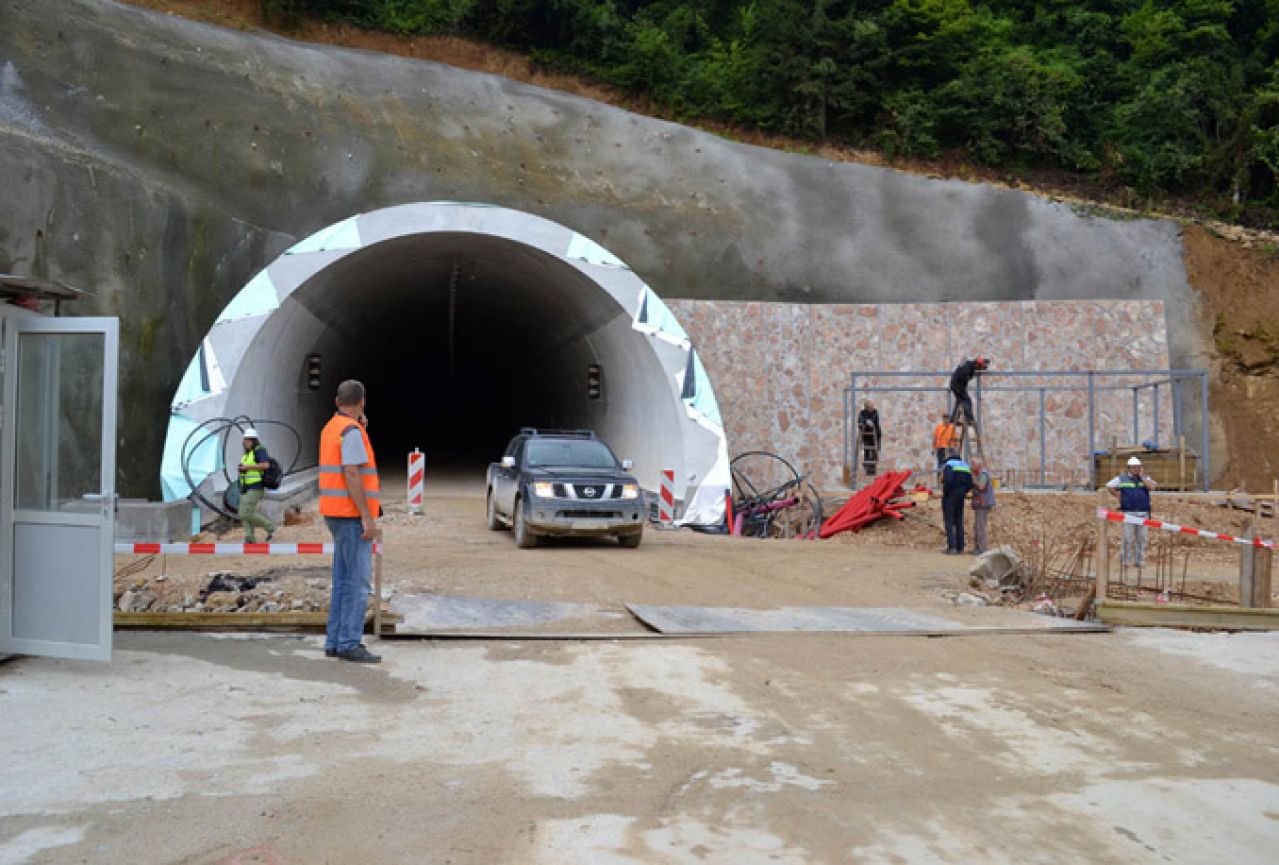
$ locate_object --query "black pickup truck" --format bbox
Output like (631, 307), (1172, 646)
(485, 428), (645, 548)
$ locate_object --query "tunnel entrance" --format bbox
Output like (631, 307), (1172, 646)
(162, 203), (729, 524)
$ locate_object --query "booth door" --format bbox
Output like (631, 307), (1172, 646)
(1, 315), (118, 661)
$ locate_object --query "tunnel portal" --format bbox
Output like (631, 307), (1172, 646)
(161, 203), (729, 525)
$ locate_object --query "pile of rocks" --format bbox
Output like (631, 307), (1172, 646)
(114, 572), (331, 613)
(941, 547), (1031, 607)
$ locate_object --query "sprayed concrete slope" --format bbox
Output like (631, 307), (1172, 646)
(0, 0), (1205, 494)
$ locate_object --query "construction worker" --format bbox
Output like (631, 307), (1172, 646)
(970, 460), (995, 555)
(932, 412), (959, 473)
(319, 379), (382, 664)
(236, 428), (275, 544)
(858, 400), (882, 476)
(949, 357), (989, 426)
(1106, 456), (1158, 568)
(941, 449), (974, 555)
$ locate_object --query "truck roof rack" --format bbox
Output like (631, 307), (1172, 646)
(518, 427), (598, 439)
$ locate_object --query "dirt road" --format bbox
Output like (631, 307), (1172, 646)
(8, 483), (1279, 863)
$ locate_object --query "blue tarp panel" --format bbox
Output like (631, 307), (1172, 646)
(636, 287), (690, 344)
(215, 269), (279, 323)
(160, 412), (222, 502)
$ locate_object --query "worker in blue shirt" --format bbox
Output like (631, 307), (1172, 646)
(941, 450), (974, 555)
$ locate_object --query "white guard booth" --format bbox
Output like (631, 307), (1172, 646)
(0, 276), (118, 661)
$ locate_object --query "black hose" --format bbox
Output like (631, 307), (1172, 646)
(179, 416), (304, 520)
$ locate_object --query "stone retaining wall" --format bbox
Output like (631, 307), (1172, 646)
(669, 300), (1175, 488)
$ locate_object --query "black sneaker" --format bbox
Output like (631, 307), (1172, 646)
(337, 645), (382, 664)
(265, 530), (275, 542)
(326, 643), (365, 658)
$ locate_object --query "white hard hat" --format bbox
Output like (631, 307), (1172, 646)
(243, 428), (260, 439)
(1127, 457), (1142, 466)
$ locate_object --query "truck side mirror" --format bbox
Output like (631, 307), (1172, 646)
(621, 459), (633, 471)
(501, 455), (515, 468)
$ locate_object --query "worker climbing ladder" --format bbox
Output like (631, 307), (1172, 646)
(947, 356), (991, 469)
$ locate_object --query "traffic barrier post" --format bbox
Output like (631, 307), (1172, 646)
(659, 469), (675, 523)
(407, 448), (425, 515)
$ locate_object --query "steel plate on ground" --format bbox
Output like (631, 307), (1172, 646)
(626, 604), (1107, 635)
(391, 593), (613, 632)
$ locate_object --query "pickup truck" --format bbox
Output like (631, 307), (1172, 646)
(485, 428), (645, 548)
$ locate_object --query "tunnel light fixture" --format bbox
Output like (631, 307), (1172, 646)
(305, 353), (322, 391)
(587, 363), (603, 400)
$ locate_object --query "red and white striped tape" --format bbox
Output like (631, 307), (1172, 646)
(1097, 507), (1275, 549)
(115, 542), (384, 555)
(407, 448), (425, 515)
(659, 469), (676, 523)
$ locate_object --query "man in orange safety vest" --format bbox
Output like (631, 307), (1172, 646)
(932, 413), (959, 473)
(319, 379), (382, 663)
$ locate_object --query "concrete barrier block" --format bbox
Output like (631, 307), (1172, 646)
(115, 499), (196, 542)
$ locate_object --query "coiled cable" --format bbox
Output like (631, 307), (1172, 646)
(179, 415), (302, 519)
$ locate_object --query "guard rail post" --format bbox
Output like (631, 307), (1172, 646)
(1096, 489), (1110, 602)
(373, 528), (385, 637)
(1240, 519), (1273, 609)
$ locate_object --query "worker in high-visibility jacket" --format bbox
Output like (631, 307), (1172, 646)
(932, 413), (960, 472)
(237, 428), (275, 544)
(941, 450), (974, 555)
(319, 379), (382, 664)
(1106, 456), (1157, 568)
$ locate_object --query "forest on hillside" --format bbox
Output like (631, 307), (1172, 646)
(265, 0), (1279, 223)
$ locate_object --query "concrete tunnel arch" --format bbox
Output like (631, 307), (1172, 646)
(161, 202), (730, 525)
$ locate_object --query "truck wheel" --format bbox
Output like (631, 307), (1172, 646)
(513, 498), (538, 549)
(618, 528), (643, 549)
(486, 489), (503, 531)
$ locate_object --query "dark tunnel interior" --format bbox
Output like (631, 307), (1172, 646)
(228, 233), (674, 483)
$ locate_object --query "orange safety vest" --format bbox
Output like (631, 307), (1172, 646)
(932, 422), (959, 450)
(318, 413), (381, 518)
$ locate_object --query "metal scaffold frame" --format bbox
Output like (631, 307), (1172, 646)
(843, 369), (1210, 491)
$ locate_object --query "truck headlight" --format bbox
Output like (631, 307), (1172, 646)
(621, 484), (640, 500)
(533, 482), (556, 498)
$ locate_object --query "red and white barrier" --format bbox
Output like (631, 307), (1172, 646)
(115, 542), (384, 555)
(1097, 507), (1275, 549)
(407, 448), (425, 515)
(659, 469), (676, 523)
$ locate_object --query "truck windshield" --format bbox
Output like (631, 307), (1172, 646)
(525, 440), (618, 469)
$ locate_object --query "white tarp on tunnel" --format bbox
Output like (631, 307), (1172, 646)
(162, 202), (730, 526)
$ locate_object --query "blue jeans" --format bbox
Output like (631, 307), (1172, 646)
(325, 517), (372, 653)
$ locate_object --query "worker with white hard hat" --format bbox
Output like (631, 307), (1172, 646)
(1105, 455), (1158, 568)
(237, 426), (275, 544)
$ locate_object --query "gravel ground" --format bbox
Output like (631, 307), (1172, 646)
(11, 481), (1276, 864)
